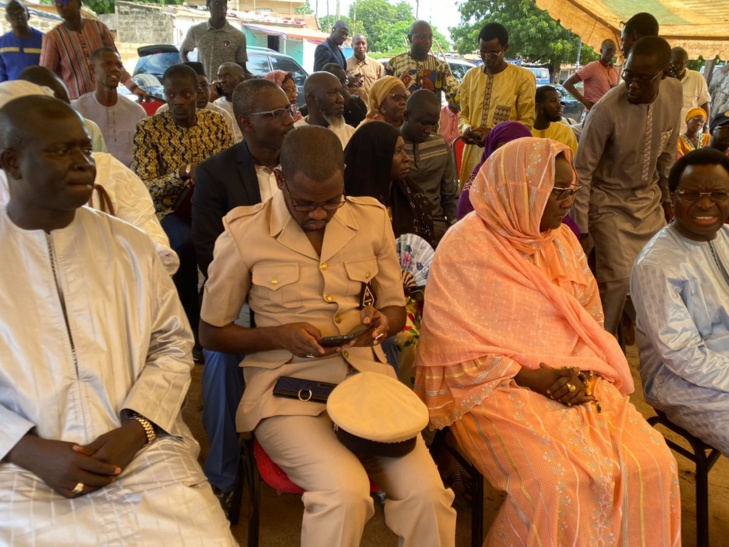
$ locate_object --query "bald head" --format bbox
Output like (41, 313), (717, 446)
(599, 39), (617, 64)
(409, 20), (431, 36)
(401, 89), (441, 144)
(629, 36), (671, 67)
(18, 65), (70, 103)
(304, 71), (341, 98)
(0, 95), (80, 149)
(280, 126), (344, 183)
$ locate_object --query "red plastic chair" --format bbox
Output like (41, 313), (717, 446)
(140, 98), (164, 116)
(232, 437), (380, 546)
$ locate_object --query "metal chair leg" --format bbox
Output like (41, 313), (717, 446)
(228, 441), (245, 525)
(245, 438), (260, 547)
(471, 464), (484, 547)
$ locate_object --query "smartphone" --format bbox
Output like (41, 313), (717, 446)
(320, 326), (369, 347)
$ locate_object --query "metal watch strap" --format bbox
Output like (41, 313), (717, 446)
(131, 414), (156, 445)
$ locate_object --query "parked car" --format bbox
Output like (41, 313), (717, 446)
(130, 44), (308, 107)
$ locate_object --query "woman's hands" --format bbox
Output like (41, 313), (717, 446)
(514, 363), (595, 407)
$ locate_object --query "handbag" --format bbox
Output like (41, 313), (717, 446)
(273, 376), (337, 403)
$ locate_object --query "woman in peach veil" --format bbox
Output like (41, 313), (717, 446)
(414, 138), (680, 546)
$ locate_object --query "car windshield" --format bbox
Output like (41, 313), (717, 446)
(135, 52), (180, 79)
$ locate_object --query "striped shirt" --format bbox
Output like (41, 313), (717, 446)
(40, 19), (133, 99)
(0, 27), (43, 82)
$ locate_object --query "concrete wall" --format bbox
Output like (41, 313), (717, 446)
(115, 1), (175, 45)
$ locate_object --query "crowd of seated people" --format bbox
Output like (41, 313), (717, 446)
(2, 7), (729, 546)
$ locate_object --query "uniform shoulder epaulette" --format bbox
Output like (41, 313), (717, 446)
(225, 202), (266, 222)
(346, 195), (386, 209)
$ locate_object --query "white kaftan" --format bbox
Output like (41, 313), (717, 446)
(0, 206), (235, 545)
(631, 223), (729, 455)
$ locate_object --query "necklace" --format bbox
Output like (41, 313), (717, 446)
(708, 240), (729, 287)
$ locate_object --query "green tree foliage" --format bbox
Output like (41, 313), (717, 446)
(295, 0), (314, 15)
(346, 0), (449, 54)
(319, 15), (351, 33)
(451, 0), (597, 72)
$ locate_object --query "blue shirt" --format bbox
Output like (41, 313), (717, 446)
(0, 27), (43, 82)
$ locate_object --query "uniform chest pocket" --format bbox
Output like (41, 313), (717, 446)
(344, 257), (379, 298)
(251, 263), (301, 308)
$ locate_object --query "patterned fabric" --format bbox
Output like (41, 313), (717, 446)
(677, 132), (711, 157)
(0, 27), (43, 82)
(180, 20), (247, 82)
(457, 64), (536, 182)
(132, 109), (233, 218)
(632, 224), (729, 455)
(386, 52), (458, 107)
(414, 138), (680, 546)
(40, 19), (132, 100)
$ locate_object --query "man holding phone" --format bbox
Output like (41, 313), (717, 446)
(200, 126), (456, 547)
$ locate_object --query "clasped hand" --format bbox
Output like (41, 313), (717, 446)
(515, 363), (595, 407)
(280, 306), (389, 358)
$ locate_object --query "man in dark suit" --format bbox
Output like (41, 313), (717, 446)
(313, 20), (349, 71)
(192, 78), (295, 515)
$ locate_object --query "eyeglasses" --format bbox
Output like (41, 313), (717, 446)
(410, 33), (433, 40)
(621, 68), (664, 85)
(675, 189), (729, 203)
(551, 185), (582, 200)
(386, 93), (409, 103)
(245, 104), (296, 121)
(283, 178), (346, 212)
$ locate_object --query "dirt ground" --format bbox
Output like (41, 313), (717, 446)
(182, 343), (729, 546)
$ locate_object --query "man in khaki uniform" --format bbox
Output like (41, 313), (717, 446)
(200, 126), (456, 547)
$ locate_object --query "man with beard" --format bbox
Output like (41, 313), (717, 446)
(458, 22), (535, 182)
(0, 95), (234, 545)
(133, 63), (232, 336)
(574, 36), (682, 338)
(313, 20), (348, 71)
(213, 62), (245, 143)
(531, 85), (578, 156)
(322, 63), (367, 128)
(192, 77), (296, 515)
(294, 71), (355, 148)
(72, 47), (146, 167)
(563, 39), (619, 112)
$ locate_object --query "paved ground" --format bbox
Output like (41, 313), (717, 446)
(182, 343), (729, 546)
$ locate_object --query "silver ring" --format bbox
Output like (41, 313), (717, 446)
(72, 482), (84, 494)
(306, 354), (316, 359)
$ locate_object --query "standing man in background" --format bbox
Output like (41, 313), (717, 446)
(314, 20), (348, 71)
(180, 0), (248, 83)
(40, 0), (145, 101)
(386, 20), (459, 110)
(531, 85), (578, 156)
(346, 34), (381, 104)
(563, 39), (618, 113)
(458, 22), (535, 182)
(670, 47), (711, 133)
(0, 0), (42, 82)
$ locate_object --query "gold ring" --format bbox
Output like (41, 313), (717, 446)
(72, 482), (84, 494)
(566, 383), (576, 393)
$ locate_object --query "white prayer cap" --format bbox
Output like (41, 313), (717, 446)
(327, 371), (429, 457)
(0, 80), (55, 110)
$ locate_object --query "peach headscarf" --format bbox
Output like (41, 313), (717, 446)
(365, 75), (404, 120)
(415, 138), (633, 417)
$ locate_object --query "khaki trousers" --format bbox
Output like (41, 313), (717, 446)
(255, 413), (457, 547)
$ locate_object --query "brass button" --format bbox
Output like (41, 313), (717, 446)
(320, 262), (328, 270)
(271, 279), (278, 285)
(342, 350), (349, 359)
(325, 295), (334, 302)
(334, 315), (341, 324)
(365, 271), (370, 279)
